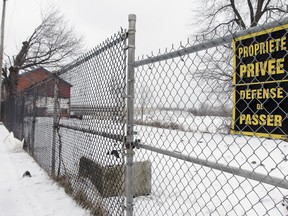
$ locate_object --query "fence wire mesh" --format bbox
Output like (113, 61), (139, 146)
(55, 30), (128, 216)
(2, 14), (288, 216)
(132, 17), (288, 216)
(3, 30), (128, 216)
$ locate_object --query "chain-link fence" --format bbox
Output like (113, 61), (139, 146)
(3, 14), (288, 216)
(3, 26), (130, 215)
(54, 28), (129, 216)
(132, 16), (288, 216)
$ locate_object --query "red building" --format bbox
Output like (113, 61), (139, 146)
(17, 67), (72, 117)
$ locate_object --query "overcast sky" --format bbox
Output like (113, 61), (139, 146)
(1, 0), (195, 59)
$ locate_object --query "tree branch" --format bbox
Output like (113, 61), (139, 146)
(246, 0), (254, 25)
(230, 0), (246, 29)
(2, 7), (83, 97)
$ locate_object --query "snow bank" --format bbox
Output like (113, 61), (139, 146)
(0, 125), (90, 216)
(4, 132), (24, 152)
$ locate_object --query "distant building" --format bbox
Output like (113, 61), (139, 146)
(18, 67), (71, 117)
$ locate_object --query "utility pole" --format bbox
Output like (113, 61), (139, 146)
(0, 0), (7, 122)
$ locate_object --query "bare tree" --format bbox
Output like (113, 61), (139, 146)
(2, 8), (83, 97)
(109, 74), (125, 106)
(139, 86), (151, 121)
(191, 0), (287, 98)
(193, 0), (287, 38)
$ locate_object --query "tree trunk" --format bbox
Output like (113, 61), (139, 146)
(7, 66), (19, 97)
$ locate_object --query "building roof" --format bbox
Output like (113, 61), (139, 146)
(18, 67), (51, 93)
(18, 67), (72, 98)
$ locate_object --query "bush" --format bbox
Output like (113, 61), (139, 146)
(135, 119), (183, 130)
(188, 103), (231, 117)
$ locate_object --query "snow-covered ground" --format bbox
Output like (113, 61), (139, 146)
(0, 124), (90, 216)
(132, 110), (288, 215)
(132, 126), (288, 215)
(3, 108), (288, 215)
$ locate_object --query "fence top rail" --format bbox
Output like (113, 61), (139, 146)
(134, 16), (288, 67)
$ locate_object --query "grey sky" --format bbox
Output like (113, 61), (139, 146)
(2, 0), (194, 59)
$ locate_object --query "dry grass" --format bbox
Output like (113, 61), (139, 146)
(53, 175), (74, 195)
(74, 190), (109, 216)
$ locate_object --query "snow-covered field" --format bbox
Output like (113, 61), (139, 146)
(136, 109), (231, 134)
(0, 124), (90, 216)
(131, 110), (288, 215)
(133, 126), (288, 215)
(4, 108), (288, 216)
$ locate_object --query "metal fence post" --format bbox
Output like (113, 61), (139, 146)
(51, 75), (59, 177)
(30, 89), (37, 157)
(125, 14), (136, 216)
(20, 96), (25, 140)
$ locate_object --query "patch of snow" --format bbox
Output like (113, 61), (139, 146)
(0, 125), (90, 216)
(133, 123), (288, 215)
(4, 132), (24, 152)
